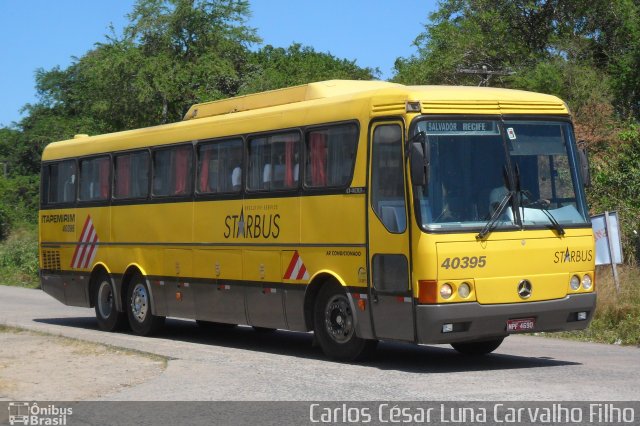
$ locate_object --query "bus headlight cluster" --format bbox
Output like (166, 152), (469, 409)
(440, 282), (472, 300)
(570, 274), (593, 291)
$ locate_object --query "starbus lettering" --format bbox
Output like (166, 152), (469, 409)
(224, 207), (280, 239)
(554, 247), (593, 263)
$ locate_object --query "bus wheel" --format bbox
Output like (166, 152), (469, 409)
(126, 274), (165, 336)
(314, 282), (376, 361)
(451, 338), (504, 356)
(93, 272), (126, 332)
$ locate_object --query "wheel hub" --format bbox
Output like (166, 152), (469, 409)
(131, 283), (148, 323)
(324, 295), (354, 343)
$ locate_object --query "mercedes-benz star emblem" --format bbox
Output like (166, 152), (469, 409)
(517, 280), (532, 299)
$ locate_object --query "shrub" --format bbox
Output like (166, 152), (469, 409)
(0, 174), (39, 240)
(588, 124), (640, 264)
(0, 227), (39, 288)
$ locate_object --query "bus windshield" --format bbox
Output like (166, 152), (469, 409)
(413, 119), (590, 232)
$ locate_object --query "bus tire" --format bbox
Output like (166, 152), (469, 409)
(451, 337), (504, 356)
(93, 271), (127, 332)
(314, 282), (377, 361)
(126, 274), (165, 336)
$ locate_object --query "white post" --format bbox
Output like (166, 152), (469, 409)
(604, 211), (620, 293)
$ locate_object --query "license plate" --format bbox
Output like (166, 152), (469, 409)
(506, 317), (536, 333)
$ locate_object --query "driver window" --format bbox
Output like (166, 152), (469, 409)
(371, 124), (406, 233)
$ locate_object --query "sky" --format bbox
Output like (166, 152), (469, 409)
(0, 0), (437, 127)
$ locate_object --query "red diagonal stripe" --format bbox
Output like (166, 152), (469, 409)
(82, 230), (99, 268)
(70, 216), (92, 268)
(283, 251), (299, 279)
(75, 221), (95, 269)
(296, 263), (307, 280)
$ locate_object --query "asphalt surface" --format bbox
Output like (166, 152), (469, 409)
(1, 285), (639, 401)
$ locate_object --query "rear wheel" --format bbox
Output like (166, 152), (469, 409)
(93, 272), (126, 332)
(451, 338), (504, 355)
(314, 282), (377, 361)
(127, 274), (165, 336)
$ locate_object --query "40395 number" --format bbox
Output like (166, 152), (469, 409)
(440, 256), (486, 270)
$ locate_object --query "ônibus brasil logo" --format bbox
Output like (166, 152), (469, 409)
(8, 402), (72, 425)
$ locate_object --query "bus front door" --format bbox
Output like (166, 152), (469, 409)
(367, 122), (415, 342)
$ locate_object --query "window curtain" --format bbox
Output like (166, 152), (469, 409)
(174, 146), (191, 195)
(199, 147), (211, 192)
(116, 156), (131, 197)
(99, 157), (110, 199)
(285, 136), (295, 187)
(310, 133), (327, 186)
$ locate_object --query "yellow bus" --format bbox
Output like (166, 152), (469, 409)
(39, 80), (596, 360)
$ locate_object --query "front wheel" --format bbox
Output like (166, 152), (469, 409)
(314, 282), (377, 361)
(451, 337), (504, 355)
(127, 274), (165, 336)
(93, 272), (127, 332)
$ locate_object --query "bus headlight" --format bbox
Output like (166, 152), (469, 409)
(458, 282), (471, 298)
(440, 283), (453, 299)
(570, 275), (581, 291)
(582, 274), (593, 290)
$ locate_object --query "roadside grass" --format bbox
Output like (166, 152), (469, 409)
(0, 226), (39, 288)
(547, 265), (640, 346)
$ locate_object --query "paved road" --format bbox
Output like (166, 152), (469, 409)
(1, 285), (638, 401)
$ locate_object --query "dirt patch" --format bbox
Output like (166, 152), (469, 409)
(0, 327), (166, 401)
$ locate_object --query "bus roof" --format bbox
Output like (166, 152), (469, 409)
(183, 80), (402, 120)
(42, 80), (568, 161)
(183, 80), (568, 120)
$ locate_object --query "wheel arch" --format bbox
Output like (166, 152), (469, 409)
(120, 264), (159, 316)
(88, 263), (112, 308)
(303, 270), (349, 331)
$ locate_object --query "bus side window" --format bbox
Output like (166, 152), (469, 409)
(152, 145), (193, 197)
(270, 133), (299, 190)
(79, 156), (110, 202)
(114, 151), (149, 199)
(197, 138), (243, 194)
(305, 123), (358, 188)
(43, 160), (77, 205)
(248, 132), (299, 191)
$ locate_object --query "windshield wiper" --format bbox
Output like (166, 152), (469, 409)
(476, 190), (513, 240)
(515, 162), (565, 237)
(521, 196), (566, 236)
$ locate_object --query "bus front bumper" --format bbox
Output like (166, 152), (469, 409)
(415, 293), (596, 344)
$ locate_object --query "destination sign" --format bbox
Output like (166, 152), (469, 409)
(423, 120), (500, 135)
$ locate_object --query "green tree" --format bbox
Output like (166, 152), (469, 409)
(589, 125), (640, 263)
(393, 0), (640, 118)
(240, 44), (378, 94)
(30, 0), (261, 133)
